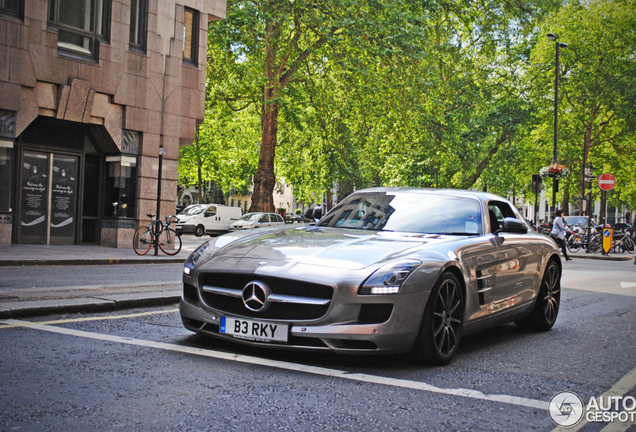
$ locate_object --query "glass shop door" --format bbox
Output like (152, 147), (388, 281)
(18, 150), (79, 245)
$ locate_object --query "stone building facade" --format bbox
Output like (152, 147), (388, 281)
(0, 0), (225, 247)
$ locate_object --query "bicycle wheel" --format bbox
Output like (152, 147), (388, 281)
(567, 235), (581, 253)
(589, 234), (602, 253)
(158, 228), (182, 255)
(133, 226), (153, 255)
(624, 236), (636, 254)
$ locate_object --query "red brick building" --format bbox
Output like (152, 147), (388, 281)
(0, 0), (225, 247)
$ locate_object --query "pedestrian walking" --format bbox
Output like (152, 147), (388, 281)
(551, 209), (573, 261)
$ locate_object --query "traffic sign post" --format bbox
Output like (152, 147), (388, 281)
(597, 173), (616, 228)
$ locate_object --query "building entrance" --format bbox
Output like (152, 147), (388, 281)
(18, 150), (79, 245)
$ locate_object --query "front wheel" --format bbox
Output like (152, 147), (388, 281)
(158, 228), (182, 255)
(411, 272), (464, 366)
(624, 237), (636, 254)
(567, 235), (581, 253)
(133, 226), (153, 255)
(515, 259), (561, 331)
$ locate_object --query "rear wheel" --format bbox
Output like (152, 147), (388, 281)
(195, 225), (205, 237)
(515, 259), (561, 331)
(411, 272), (464, 366)
(624, 236), (636, 254)
(158, 228), (182, 255)
(133, 226), (153, 255)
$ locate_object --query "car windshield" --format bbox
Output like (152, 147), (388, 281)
(317, 191), (482, 235)
(564, 216), (589, 227)
(238, 213), (262, 222)
(180, 205), (207, 216)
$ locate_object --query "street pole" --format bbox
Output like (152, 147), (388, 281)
(586, 163), (593, 254)
(154, 146), (164, 256)
(547, 33), (567, 221)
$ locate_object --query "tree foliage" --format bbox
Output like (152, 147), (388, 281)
(178, 0), (636, 218)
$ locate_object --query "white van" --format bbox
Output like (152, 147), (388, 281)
(175, 204), (242, 237)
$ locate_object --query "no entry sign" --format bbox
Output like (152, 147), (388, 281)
(598, 173), (616, 191)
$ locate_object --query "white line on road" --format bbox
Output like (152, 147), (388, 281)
(621, 282), (636, 289)
(3, 318), (548, 411)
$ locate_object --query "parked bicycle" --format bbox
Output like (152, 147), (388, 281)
(610, 228), (636, 254)
(566, 224), (602, 254)
(133, 214), (182, 256)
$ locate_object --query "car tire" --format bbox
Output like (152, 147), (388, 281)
(411, 271), (464, 366)
(195, 225), (205, 237)
(515, 258), (561, 331)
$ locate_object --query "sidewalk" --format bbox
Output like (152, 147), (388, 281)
(0, 241), (633, 320)
(0, 242), (193, 319)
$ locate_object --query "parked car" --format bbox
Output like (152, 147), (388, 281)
(228, 212), (286, 231)
(285, 214), (312, 224)
(180, 188), (562, 365)
(175, 204), (242, 237)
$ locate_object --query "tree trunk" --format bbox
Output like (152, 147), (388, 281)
(250, 92), (279, 213)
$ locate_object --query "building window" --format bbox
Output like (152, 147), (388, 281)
(1, 0), (23, 18)
(129, 0), (147, 52)
(48, 0), (110, 59)
(183, 7), (198, 64)
(104, 156), (137, 218)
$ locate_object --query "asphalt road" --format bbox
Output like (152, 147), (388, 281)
(1, 259), (635, 431)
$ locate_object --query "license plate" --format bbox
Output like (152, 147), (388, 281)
(220, 317), (288, 343)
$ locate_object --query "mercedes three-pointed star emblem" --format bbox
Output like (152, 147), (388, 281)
(242, 281), (271, 312)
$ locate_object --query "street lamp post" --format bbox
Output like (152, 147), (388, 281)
(547, 33), (567, 221)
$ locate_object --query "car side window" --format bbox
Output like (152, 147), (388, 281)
(259, 215), (268, 223)
(488, 201), (516, 233)
(276, 214), (284, 223)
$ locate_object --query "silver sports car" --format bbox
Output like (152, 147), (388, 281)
(180, 188), (562, 365)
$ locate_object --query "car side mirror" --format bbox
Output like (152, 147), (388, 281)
(501, 217), (529, 234)
(204, 211), (213, 217)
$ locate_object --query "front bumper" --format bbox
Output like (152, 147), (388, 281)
(175, 224), (196, 234)
(179, 285), (429, 355)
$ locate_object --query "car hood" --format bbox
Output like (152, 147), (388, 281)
(203, 226), (453, 270)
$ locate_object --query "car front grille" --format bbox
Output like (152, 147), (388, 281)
(198, 273), (334, 321)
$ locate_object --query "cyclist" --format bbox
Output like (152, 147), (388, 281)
(551, 209), (573, 261)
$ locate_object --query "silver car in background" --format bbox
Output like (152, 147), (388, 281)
(180, 188), (562, 365)
(228, 212), (286, 231)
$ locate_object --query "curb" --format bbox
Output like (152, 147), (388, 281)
(569, 254), (633, 261)
(0, 294), (181, 319)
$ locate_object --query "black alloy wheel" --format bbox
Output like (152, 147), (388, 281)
(412, 272), (464, 366)
(516, 259), (561, 331)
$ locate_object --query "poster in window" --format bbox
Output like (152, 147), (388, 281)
(20, 152), (48, 238)
(50, 156), (77, 239)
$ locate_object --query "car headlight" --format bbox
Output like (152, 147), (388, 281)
(184, 241), (211, 275)
(359, 259), (422, 295)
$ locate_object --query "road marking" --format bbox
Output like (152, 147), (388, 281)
(621, 282), (636, 289)
(0, 309), (178, 329)
(552, 365), (636, 432)
(2, 318), (548, 411)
